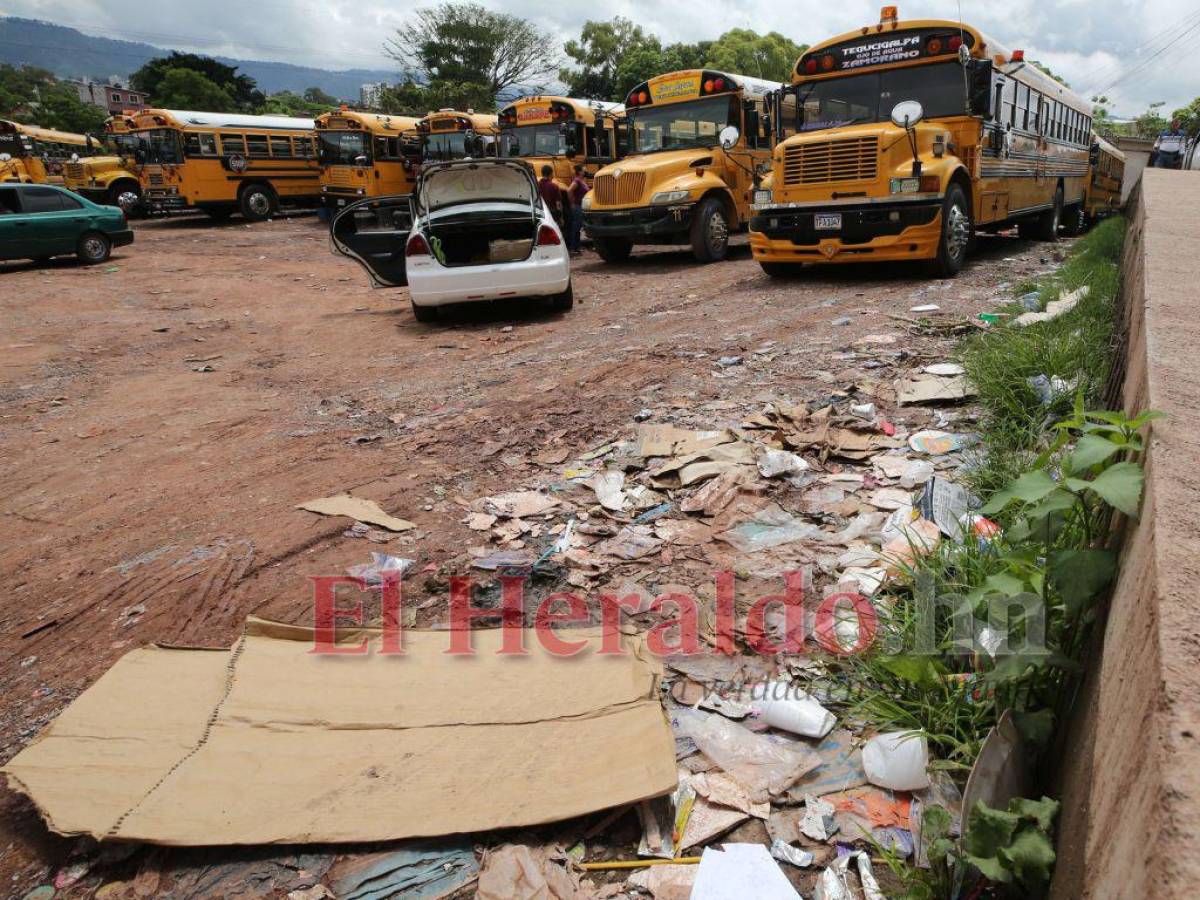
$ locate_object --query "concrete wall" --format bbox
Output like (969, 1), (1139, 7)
(1051, 169), (1200, 898)
(1114, 137), (1154, 205)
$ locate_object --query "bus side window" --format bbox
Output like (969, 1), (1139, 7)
(221, 133), (246, 155)
(270, 136), (293, 158)
(246, 134), (269, 157)
(1002, 80), (1016, 127)
(297, 136), (316, 159)
(183, 133), (201, 156)
(197, 133), (217, 156)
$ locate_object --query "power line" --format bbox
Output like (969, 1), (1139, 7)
(1091, 17), (1200, 98)
(1076, 8), (1200, 95)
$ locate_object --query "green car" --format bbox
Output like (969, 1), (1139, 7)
(0, 183), (133, 265)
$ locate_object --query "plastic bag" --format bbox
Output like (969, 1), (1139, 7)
(672, 707), (819, 802)
(862, 731), (930, 791)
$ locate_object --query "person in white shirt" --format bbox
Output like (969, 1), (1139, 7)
(1153, 118), (1187, 168)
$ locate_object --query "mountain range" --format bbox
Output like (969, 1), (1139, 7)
(0, 17), (398, 101)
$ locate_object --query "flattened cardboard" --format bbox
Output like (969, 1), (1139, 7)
(297, 495), (416, 532)
(3, 618), (677, 846)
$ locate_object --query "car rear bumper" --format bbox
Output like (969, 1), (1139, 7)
(407, 251), (570, 308)
(109, 228), (135, 248)
(749, 200), (942, 264)
(583, 204), (694, 241)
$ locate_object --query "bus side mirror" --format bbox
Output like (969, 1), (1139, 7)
(762, 112), (773, 139)
(719, 126), (740, 150)
(744, 109), (760, 144)
(967, 59), (994, 117)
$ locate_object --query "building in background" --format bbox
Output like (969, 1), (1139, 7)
(360, 82), (388, 108)
(69, 80), (148, 115)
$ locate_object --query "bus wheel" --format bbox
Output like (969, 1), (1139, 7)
(760, 261), (801, 278)
(934, 183), (972, 276)
(108, 183), (142, 217)
(1035, 187), (1063, 241)
(239, 184), (277, 222)
(76, 231), (111, 265)
(690, 197), (729, 263)
(594, 237), (632, 263)
(1062, 205), (1086, 236)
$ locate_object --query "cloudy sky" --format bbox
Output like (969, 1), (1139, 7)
(11, 0), (1200, 117)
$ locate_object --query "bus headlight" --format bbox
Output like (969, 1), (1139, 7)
(581, 195), (592, 209)
(753, 189), (773, 206)
(650, 190), (690, 205)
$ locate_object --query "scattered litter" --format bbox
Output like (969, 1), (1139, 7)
(907, 429), (977, 455)
(769, 839), (814, 868)
(787, 729), (868, 798)
(626, 862), (699, 897)
(635, 502), (674, 524)
(922, 362), (965, 376)
(483, 490), (559, 519)
(800, 793), (839, 841)
(863, 732), (931, 791)
(597, 525), (663, 560)
(1015, 285), (1088, 325)
(471, 549), (538, 571)
(1019, 291), (1041, 311)
(832, 316), (852, 326)
(476, 844), (582, 900)
(589, 470), (628, 512)
(1027, 373), (1075, 405)
(757, 687), (837, 739)
(346, 553), (413, 587)
(813, 851), (884, 900)
(717, 355), (743, 367)
(910, 304), (940, 313)
(850, 402), (876, 419)
(328, 842), (478, 900)
(634, 407), (654, 421)
(916, 476), (972, 539)
(298, 495), (416, 532)
(873, 454), (934, 486)
(718, 504), (820, 553)
(467, 512), (497, 531)
(692, 844), (800, 900)
(638, 778), (699, 859)
(896, 372), (974, 405)
(757, 448), (810, 479)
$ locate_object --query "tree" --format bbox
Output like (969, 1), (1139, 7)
(1031, 61), (1069, 87)
(378, 79), (494, 117)
(1132, 101), (1167, 138)
(0, 64), (105, 133)
(1091, 95), (1113, 135)
(152, 68), (236, 112)
(705, 29), (806, 82)
(561, 17), (661, 100)
(303, 86), (339, 107)
(1174, 97), (1200, 135)
(385, 3), (558, 102)
(261, 89), (338, 117)
(131, 53), (263, 111)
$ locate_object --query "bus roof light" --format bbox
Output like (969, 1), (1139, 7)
(880, 5), (899, 24)
(804, 59), (818, 75)
(638, 91), (649, 104)
(948, 35), (963, 51)
(821, 54), (835, 71)
(1012, 49), (1025, 62)
(714, 77), (725, 91)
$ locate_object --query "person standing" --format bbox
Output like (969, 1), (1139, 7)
(566, 165), (589, 255)
(1153, 118), (1187, 169)
(537, 164), (563, 228)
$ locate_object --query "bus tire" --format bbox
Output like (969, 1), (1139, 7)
(204, 206), (235, 221)
(690, 197), (729, 263)
(76, 231), (111, 265)
(933, 183), (972, 276)
(411, 301), (439, 323)
(1062, 204), (1086, 236)
(594, 236), (632, 263)
(760, 261), (801, 278)
(1035, 186), (1064, 241)
(239, 183), (277, 222)
(107, 181), (143, 217)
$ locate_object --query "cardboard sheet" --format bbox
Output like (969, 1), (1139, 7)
(297, 494), (416, 531)
(3, 618), (677, 846)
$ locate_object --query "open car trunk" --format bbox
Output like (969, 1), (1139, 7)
(426, 209), (536, 266)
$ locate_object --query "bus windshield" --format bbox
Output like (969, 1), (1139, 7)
(319, 131), (370, 165)
(627, 95), (736, 154)
(423, 133), (490, 161)
(132, 129), (183, 164)
(794, 61), (967, 132)
(500, 124), (570, 158)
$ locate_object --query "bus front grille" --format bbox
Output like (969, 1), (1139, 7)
(148, 173), (164, 186)
(64, 163), (85, 180)
(783, 137), (879, 185)
(594, 171), (645, 206)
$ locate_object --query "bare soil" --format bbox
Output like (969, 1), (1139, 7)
(0, 210), (1060, 896)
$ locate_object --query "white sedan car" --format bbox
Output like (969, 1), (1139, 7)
(330, 159), (572, 322)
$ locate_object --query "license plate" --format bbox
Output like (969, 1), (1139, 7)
(337, 199), (346, 206)
(815, 213), (842, 231)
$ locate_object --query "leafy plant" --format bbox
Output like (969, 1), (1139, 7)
(963, 796), (1060, 896)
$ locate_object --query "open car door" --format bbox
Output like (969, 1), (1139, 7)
(329, 196), (414, 287)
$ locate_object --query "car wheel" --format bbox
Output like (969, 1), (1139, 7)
(594, 237), (632, 263)
(76, 231), (111, 265)
(760, 261), (800, 279)
(690, 197), (729, 263)
(1035, 186), (1063, 241)
(411, 301), (438, 323)
(239, 184), (277, 222)
(548, 281), (574, 313)
(933, 183), (971, 276)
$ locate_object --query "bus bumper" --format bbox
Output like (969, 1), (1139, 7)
(749, 200), (943, 264)
(583, 204), (694, 242)
(144, 189), (187, 212)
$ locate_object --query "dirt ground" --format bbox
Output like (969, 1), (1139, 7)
(0, 210), (1063, 897)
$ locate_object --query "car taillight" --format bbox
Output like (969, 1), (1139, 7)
(536, 224), (560, 246)
(406, 233), (430, 257)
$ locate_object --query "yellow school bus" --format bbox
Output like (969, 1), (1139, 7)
(1079, 134), (1123, 229)
(62, 114), (144, 215)
(751, 6), (1094, 276)
(0, 120), (93, 184)
(128, 109), (320, 221)
(582, 70), (784, 263)
(415, 110), (499, 162)
(315, 108), (422, 210)
(497, 96), (623, 189)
